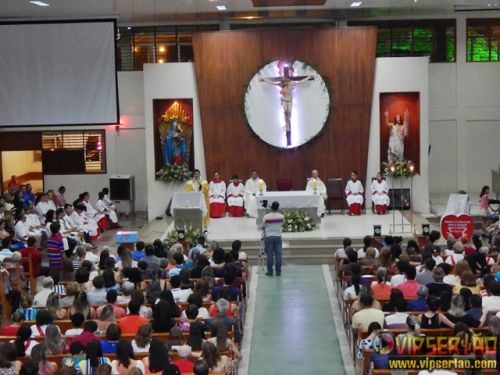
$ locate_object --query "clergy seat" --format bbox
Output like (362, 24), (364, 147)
(326, 178), (344, 214)
(276, 178), (292, 191)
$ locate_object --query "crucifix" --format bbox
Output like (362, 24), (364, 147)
(260, 63), (314, 146)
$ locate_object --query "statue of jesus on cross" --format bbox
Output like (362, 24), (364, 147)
(260, 63), (314, 146)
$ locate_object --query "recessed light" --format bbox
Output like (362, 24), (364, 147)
(350, 1), (362, 7)
(30, 1), (50, 6)
(216, 5), (227, 11)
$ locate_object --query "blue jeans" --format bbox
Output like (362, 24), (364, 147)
(265, 236), (282, 275)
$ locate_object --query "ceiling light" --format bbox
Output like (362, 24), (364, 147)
(127, 27), (131, 30)
(350, 1), (362, 7)
(30, 1), (50, 6)
(216, 5), (227, 11)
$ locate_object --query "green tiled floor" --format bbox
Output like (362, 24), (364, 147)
(248, 265), (344, 375)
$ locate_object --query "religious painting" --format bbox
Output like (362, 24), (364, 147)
(153, 99), (194, 173)
(244, 60), (330, 149)
(379, 92), (420, 174)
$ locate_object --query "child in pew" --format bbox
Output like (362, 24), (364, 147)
(0, 311), (24, 336)
(65, 313), (85, 336)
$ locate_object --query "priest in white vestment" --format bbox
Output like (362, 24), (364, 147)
(184, 169), (210, 227)
(208, 172), (227, 218)
(96, 192), (120, 227)
(371, 172), (390, 215)
(345, 171), (364, 216)
(244, 170), (267, 218)
(305, 169), (327, 217)
(226, 175), (245, 217)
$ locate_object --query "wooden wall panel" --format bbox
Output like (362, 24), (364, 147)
(192, 27), (377, 189)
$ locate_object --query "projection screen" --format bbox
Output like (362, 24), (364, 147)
(0, 20), (118, 127)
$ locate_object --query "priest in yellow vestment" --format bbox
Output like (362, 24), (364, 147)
(184, 169), (210, 228)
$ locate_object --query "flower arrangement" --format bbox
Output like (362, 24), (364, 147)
(382, 159), (416, 178)
(156, 163), (192, 183)
(282, 211), (316, 233)
(163, 226), (204, 249)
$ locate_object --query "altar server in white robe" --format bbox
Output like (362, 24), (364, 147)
(208, 172), (226, 218)
(305, 169), (327, 217)
(371, 172), (390, 215)
(80, 192), (107, 231)
(226, 175), (245, 217)
(72, 204), (100, 238)
(244, 170), (267, 218)
(95, 192), (120, 227)
(36, 194), (56, 222)
(14, 211), (42, 242)
(26, 204), (45, 231)
(345, 171), (364, 216)
(102, 188), (116, 211)
(63, 204), (91, 243)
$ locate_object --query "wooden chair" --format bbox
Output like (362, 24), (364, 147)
(326, 178), (344, 214)
(275, 179), (292, 191)
(21, 255), (36, 293)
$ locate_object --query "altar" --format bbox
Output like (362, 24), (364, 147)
(256, 191), (323, 225)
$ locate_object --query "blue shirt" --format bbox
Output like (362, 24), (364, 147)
(23, 192), (36, 208)
(100, 341), (118, 354)
(408, 297), (428, 311)
(132, 250), (145, 262)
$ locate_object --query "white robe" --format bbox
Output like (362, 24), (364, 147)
(71, 211), (99, 237)
(305, 178), (327, 216)
(15, 220), (42, 242)
(208, 181), (227, 204)
(95, 199), (118, 223)
(244, 178), (267, 218)
(345, 180), (364, 206)
(14, 220), (30, 241)
(226, 182), (245, 207)
(26, 213), (42, 229)
(103, 194), (116, 211)
(371, 179), (390, 206)
(83, 201), (105, 222)
(36, 201), (55, 221)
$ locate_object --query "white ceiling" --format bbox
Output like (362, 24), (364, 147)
(0, 0), (499, 23)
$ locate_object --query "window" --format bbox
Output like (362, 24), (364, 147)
(467, 19), (500, 62)
(117, 25), (220, 71)
(41, 131), (106, 174)
(348, 19), (456, 63)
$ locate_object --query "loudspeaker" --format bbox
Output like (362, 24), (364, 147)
(373, 225), (382, 237)
(421, 224), (430, 236)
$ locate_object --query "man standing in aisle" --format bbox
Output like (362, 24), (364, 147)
(262, 201), (284, 277)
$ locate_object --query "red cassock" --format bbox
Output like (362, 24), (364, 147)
(226, 181), (245, 217)
(209, 180), (227, 218)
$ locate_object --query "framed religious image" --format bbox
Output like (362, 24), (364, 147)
(244, 60), (330, 149)
(153, 99), (194, 174)
(379, 92), (420, 174)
